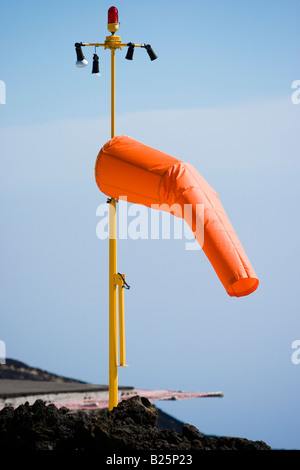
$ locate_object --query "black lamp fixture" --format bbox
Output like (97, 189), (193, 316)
(75, 43), (88, 68)
(143, 44), (157, 61)
(92, 53), (100, 75)
(125, 42), (135, 60)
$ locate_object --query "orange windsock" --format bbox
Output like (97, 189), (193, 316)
(95, 135), (259, 297)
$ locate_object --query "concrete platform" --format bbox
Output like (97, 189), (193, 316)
(0, 380), (133, 409)
(0, 379), (133, 397)
(0, 380), (223, 410)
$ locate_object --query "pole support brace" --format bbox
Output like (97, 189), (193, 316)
(114, 273), (129, 367)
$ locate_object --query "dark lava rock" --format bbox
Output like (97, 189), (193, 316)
(0, 396), (271, 451)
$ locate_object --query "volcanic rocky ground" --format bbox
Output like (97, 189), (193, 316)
(0, 359), (271, 451)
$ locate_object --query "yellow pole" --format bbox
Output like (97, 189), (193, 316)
(108, 197), (118, 411)
(78, 8), (156, 413)
(108, 46), (118, 411)
(111, 48), (115, 139)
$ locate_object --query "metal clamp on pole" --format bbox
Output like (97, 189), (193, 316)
(114, 273), (129, 368)
(117, 272), (130, 290)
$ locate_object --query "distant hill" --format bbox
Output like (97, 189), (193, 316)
(0, 359), (86, 383)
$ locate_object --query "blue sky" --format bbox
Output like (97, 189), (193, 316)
(1, 0), (300, 450)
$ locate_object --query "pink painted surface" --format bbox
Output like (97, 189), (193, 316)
(52, 389), (223, 410)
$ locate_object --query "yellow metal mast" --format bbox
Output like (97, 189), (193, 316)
(108, 195), (118, 410)
(75, 6), (156, 411)
(104, 14), (128, 411)
(107, 21), (122, 412)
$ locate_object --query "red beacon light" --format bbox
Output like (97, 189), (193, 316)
(108, 6), (118, 23)
(107, 6), (119, 33)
